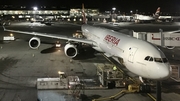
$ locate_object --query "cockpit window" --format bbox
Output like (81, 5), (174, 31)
(154, 58), (168, 63)
(154, 58), (162, 63)
(144, 56), (150, 61)
(149, 57), (153, 61)
(145, 56), (168, 63)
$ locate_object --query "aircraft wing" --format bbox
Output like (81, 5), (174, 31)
(3, 26), (97, 46)
(164, 29), (180, 33)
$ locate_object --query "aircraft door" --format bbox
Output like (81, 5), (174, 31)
(128, 47), (138, 63)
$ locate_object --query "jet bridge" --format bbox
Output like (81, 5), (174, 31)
(133, 29), (180, 49)
(171, 65), (180, 82)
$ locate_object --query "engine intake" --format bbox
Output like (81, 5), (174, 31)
(64, 44), (78, 58)
(166, 46), (175, 49)
(29, 37), (41, 49)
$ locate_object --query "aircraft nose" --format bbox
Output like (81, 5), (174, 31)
(158, 64), (172, 79)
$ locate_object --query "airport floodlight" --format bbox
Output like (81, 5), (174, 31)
(58, 71), (61, 74)
(130, 10), (133, 13)
(33, 7), (38, 11)
(10, 33), (14, 37)
(112, 7), (116, 11)
(58, 71), (65, 75)
(12, 16), (15, 19)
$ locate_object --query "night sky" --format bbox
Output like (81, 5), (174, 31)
(1, 0), (180, 13)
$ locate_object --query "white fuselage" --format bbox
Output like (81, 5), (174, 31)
(135, 14), (155, 21)
(82, 24), (172, 80)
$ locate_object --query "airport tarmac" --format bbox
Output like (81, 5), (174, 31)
(0, 21), (180, 101)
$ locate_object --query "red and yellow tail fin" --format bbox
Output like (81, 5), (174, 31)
(82, 3), (87, 24)
(155, 7), (160, 16)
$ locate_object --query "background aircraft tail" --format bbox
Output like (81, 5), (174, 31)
(155, 7), (160, 16)
(153, 7), (160, 18)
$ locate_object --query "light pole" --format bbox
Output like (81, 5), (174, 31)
(112, 7), (116, 22)
(136, 9), (138, 14)
(33, 7), (38, 22)
(130, 10), (133, 15)
(58, 71), (65, 84)
(112, 7), (116, 13)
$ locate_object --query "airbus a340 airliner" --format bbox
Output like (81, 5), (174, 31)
(3, 5), (172, 82)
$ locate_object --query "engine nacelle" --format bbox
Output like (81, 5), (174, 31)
(29, 37), (41, 49)
(64, 44), (78, 58)
(166, 46), (175, 50)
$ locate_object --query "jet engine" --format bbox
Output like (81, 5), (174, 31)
(29, 37), (41, 49)
(166, 46), (175, 49)
(64, 44), (78, 58)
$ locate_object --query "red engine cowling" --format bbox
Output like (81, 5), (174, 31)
(64, 44), (78, 58)
(29, 37), (41, 49)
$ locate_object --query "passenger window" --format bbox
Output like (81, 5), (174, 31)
(144, 56), (150, 61)
(149, 57), (153, 61)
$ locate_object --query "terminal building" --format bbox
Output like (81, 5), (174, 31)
(0, 5), (100, 21)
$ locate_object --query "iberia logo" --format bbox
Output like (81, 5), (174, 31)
(104, 35), (120, 46)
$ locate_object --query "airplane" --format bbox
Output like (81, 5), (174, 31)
(30, 16), (54, 25)
(30, 17), (44, 23)
(134, 7), (160, 23)
(3, 4), (172, 82)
